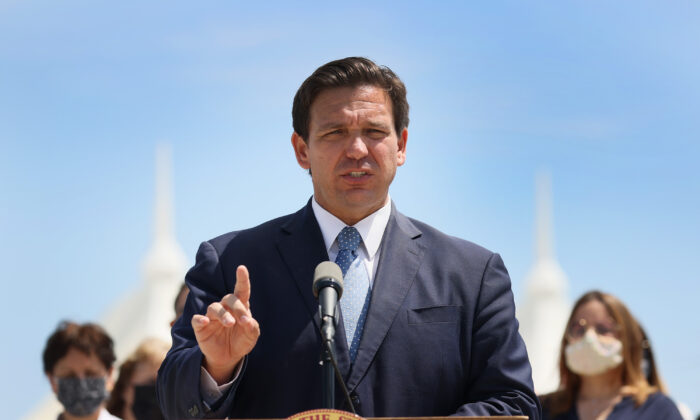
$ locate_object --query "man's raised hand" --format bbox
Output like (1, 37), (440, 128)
(192, 265), (261, 384)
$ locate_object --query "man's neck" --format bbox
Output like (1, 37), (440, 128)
(314, 197), (390, 227)
(312, 196), (392, 261)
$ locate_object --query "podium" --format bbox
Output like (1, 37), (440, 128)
(368, 418), (528, 420)
(230, 417), (528, 420)
(229, 417), (528, 420)
(219, 408), (528, 420)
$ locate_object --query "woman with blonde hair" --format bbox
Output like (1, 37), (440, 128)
(540, 290), (682, 420)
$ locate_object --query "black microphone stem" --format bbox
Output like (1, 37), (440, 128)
(320, 336), (335, 409)
(323, 338), (356, 414)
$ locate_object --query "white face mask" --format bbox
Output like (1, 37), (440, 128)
(565, 328), (623, 376)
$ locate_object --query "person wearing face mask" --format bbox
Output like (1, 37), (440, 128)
(43, 321), (121, 420)
(106, 338), (169, 420)
(539, 290), (683, 420)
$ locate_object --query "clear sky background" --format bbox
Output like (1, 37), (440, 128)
(1, 1), (698, 418)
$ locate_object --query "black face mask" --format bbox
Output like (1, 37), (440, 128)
(132, 384), (164, 420)
(56, 376), (108, 417)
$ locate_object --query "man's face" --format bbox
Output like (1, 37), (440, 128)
(292, 85), (407, 225)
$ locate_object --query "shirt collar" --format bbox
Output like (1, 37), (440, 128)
(311, 196), (392, 259)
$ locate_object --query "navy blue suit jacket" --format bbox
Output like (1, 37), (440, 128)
(157, 201), (540, 419)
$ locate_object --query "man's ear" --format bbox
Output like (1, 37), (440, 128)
(106, 367), (115, 391)
(291, 132), (310, 170)
(397, 128), (408, 166)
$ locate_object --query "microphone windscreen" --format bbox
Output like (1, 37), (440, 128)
(312, 261), (344, 297)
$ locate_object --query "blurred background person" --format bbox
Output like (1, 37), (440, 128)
(170, 283), (189, 327)
(43, 321), (120, 420)
(540, 290), (683, 420)
(106, 338), (169, 420)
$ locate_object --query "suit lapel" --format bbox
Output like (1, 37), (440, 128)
(276, 200), (352, 380)
(276, 200), (329, 331)
(346, 204), (424, 391)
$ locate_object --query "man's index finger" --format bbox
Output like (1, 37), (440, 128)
(233, 265), (251, 302)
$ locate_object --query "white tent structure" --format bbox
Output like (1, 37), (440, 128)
(517, 172), (571, 394)
(23, 144), (188, 420)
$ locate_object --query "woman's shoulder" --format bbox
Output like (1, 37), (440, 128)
(616, 392), (683, 419)
(640, 392), (683, 416)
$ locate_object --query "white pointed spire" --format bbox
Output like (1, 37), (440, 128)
(138, 143), (188, 347)
(143, 144), (188, 285)
(517, 170), (570, 394)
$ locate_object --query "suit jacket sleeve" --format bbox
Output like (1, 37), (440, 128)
(156, 240), (241, 419)
(455, 252), (541, 418)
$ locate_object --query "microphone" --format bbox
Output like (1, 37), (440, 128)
(312, 261), (344, 342)
(312, 261), (356, 413)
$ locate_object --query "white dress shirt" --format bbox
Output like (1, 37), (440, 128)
(311, 196), (391, 285)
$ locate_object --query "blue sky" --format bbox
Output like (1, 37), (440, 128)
(1, 1), (699, 418)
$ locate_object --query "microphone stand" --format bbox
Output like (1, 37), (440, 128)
(323, 339), (356, 414)
(319, 309), (356, 413)
(320, 336), (335, 409)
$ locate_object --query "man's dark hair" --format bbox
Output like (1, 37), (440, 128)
(43, 321), (116, 374)
(292, 57), (409, 141)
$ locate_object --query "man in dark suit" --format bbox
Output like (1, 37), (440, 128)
(157, 57), (541, 419)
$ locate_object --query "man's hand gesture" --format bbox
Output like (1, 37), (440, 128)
(192, 265), (261, 384)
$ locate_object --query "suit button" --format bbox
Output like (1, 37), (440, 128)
(351, 393), (360, 405)
(188, 404), (200, 417)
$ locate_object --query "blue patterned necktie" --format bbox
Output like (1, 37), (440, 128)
(335, 226), (371, 362)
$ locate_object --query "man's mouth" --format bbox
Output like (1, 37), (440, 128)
(349, 171), (367, 178)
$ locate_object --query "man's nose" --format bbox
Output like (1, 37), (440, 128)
(345, 135), (368, 160)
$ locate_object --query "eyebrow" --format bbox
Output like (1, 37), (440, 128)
(316, 120), (392, 131)
(316, 122), (344, 132)
(365, 120), (392, 130)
